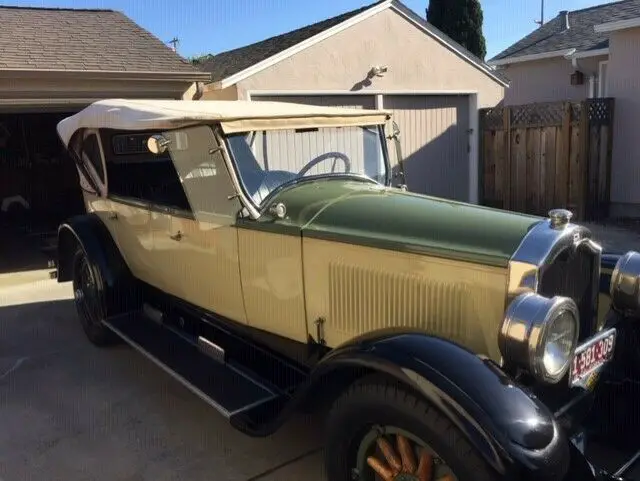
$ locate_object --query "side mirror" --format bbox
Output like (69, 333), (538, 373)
(147, 134), (171, 154)
(392, 121), (401, 138)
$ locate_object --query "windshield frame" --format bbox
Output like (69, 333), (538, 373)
(221, 124), (392, 214)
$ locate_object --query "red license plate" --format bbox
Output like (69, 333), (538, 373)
(570, 328), (616, 386)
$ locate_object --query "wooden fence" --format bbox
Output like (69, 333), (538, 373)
(479, 98), (615, 221)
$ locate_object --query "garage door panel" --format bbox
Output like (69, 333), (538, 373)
(386, 95), (469, 202)
(250, 95), (377, 177)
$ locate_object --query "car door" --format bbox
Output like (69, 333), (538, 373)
(152, 125), (247, 325)
(77, 130), (154, 284)
(92, 130), (154, 286)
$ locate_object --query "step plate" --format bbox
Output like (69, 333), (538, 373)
(104, 312), (277, 418)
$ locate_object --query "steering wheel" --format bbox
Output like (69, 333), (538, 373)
(297, 152), (351, 176)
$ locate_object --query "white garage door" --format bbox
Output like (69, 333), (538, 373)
(250, 95), (380, 179)
(385, 95), (470, 202)
(253, 95), (375, 110)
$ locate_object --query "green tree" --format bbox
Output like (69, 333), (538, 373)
(426, 0), (487, 60)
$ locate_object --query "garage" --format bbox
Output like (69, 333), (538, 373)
(253, 93), (472, 201)
(198, 0), (507, 204)
(0, 5), (210, 276)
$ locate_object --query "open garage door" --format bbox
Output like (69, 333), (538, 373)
(0, 109), (83, 275)
(385, 95), (470, 202)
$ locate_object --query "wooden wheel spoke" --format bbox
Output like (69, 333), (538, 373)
(417, 449), (434, 481)
(376, 436), (403, 473)
(362, 431), (454, 481)
(396, 433), (417, 473)
(366, 456), (395, 481)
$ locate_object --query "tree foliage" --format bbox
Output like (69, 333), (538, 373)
(426, 0), (487, 60)
(188, 53), (215, 66)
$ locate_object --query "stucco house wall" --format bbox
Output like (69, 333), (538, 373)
(230, 8), (504, 109)
(500, 56), (606, 106)
(607, 27), (640, 217)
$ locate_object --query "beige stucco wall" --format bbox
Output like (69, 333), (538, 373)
(224, 8), (504, 108)
(201, 84), (238, 101)
(500, 55), (606, 106)
(607, 28), (640, 216)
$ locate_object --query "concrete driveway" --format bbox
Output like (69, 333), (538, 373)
(2, 275), (640, 481)
(0, 278), (326, 481)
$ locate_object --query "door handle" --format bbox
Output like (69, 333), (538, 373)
(169, 231), (183, 241)
(107, 211), (118, 220)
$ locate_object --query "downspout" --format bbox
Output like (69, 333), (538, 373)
(568, 52), (597, 99)
(192, 81), (205, 100)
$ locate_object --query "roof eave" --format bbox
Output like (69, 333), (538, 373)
(595, 17), (640, 33)
(0, 68), (211, 82)
(210, 0), (507, 90)
(212, 0), (393, 90)
(389, 1), (509, 87)
(488, 48), (577, 66)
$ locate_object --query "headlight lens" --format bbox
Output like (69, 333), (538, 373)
(541, 309), (577, 378)
(610, 251), (640, 317)
(500, 293), (579, 383)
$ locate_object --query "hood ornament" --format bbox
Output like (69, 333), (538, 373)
(548, 209), (573, 229)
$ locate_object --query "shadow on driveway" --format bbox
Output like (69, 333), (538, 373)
(0, 294), (327, 481)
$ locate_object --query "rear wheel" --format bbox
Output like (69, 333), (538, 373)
(324, 375), (495, 481)
(71, 247), (118, 346)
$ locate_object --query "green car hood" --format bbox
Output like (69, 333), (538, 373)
(264, 180), (543, 268)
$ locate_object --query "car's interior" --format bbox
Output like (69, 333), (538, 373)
(98, 128), (367, 215)
(100, 130), (192, 211)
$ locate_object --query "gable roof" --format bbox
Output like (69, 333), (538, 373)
(490, 0), (640, 64)
(0, 5), (209, 79)
(196, 0), (508, 88)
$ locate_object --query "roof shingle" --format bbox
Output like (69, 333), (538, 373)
(491, 0), (640, 62)
(196, 1), (387, 83)
(0, 5), (201, 73)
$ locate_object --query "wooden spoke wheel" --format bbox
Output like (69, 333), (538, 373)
(355, 426), (457, 481)
(324, 375), (496, 481)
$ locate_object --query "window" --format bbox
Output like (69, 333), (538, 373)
(164, 125), (241, 220)
(226, 125), (387, 205)
(81, 133), (105, 183)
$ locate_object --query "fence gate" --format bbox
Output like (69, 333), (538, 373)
(479, 98), (614, 221)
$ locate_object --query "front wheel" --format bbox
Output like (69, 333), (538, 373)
(324, 375), (496, 481)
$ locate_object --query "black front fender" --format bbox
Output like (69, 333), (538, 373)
(312, 331), (570, 481)
(57, 213), (139, 315)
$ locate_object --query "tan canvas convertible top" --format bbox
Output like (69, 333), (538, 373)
(56, 98), (392, 147)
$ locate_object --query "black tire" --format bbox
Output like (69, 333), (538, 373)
(324, 374), (496, 481)
(71, 247), (118, 347)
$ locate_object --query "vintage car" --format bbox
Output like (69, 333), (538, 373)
(54, 98), (640, 481)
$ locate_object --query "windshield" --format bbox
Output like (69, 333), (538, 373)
(225, 125), (388, 205)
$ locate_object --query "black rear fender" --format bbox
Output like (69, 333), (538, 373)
(57, 213), (140, 315)
(308, 332), (570, 481)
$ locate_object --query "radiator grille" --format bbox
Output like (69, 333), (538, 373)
(538, 245), (599, 342)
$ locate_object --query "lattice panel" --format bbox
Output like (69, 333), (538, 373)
(511, 101), (565, 127)
(481, 107), (504, 130)
(587, 99), (614, 125)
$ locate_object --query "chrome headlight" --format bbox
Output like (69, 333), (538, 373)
(499, 293), (579, 383)
(610, 251), (640, 317)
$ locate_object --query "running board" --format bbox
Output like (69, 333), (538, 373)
(614, 449), (640, 478)
(103, 311), (279, 419)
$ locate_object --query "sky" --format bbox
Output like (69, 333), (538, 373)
(0, 0), (618, 60)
